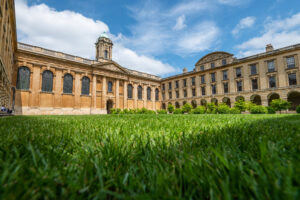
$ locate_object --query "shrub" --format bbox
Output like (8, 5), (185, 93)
(193, 106), (206, 114)
(271, 99), (291, 114)
(123, 109), (129, 114)
(249, 105), (267, 114)
(111, 108), (121, 114)
(157, 110), (167, 114)
(234, 100), (246, 112)
(230, 107), (241, 114)
(173, 108), (183, 114)
(266, 106), (276, 114)
(182, 103), (193, 113)
(245, 101), (256, 111)
(297, 105), (300, 114)
(217, 104), (231, 114)
(168, 104), (175, 114)
(206, 103), (217, 114)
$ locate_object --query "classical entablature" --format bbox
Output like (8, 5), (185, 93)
(195, 51), (234, 66)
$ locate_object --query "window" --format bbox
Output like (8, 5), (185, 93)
(183, 79), (187, 87)
(41, 70), (53, 92)
(201, 87), (206, 96)
(147, 87), (151, 100)
(127, 84), (133, 99)
(81, 76), (90, 95)
(252, 79), (258, 90)
(16, 67), (30, 90)
(169, 82), (172, 90)
(267, 61), (275, 72)
(169, 92), (172, 99)
(222, 59), (227, 66)
(175, 80), (179, 89)
(104, 50), (108, 59)
(201, 75), (205, 84)
(155, 88), (159, 101)
(269, 76), (276, 88)
(63, 74), (73, 94)
(250, 64), (257, 75)
(211, 73), (216, 82)
(200, 65), (205, 71)
(108, 81), (113, 93)
(138, 86), (143, 100)
(184, 90), (187, 97)
(287, 57), (295, 69)
(162, 84), (165, 91)
(211, 62), (215, 68)
(288, 73), (297, 86)
(192, 88), (196, 97)
(176, 91), (179, 98)
(223, 82), (229, 93)
(162, 93), (165, 100)
(237, 81), (243, 92)
(236, 67), (242, 78)
(223, 70), (228, 80)
(212, 85), (216, 95)
(191, 77), (195, 86)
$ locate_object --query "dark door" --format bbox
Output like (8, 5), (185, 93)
(106, 100), (113, 114)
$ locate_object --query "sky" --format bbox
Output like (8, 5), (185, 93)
(15, 0), (300, 77)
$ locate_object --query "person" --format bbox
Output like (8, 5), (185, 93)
(1, 105), (6, 112)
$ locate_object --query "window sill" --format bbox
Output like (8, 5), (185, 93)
(266, 71), (277, 74)
(62, 93), (74, 96)
(81, 94), (91, 97)
(40, 91), (54, 94)
(16, 89), (31, 93)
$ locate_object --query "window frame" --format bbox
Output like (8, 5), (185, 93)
(63, 73), (73, 94)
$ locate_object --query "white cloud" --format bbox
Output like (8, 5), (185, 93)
(236, 13), (300, 57)
(232, 16), (256, 36)
(15, 0), (176, 75)
(218, 0), (249, 5)
(173, 15), (186, 31)
(177, 22), (220, 53)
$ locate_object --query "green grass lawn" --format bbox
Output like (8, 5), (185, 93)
(0, 114), (300, 199)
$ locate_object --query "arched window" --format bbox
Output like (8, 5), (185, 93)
(155, 88), (159, 101)
(138, 86), (143, 100)
(81, 76), (90, 95)
(108, 81), (113, 93)
(104, 50), (108, 59)
(147, 87), (151, 100)
(63, 74), (73, 94)
(128, 84), (133, 99)
(41, 70), (53, 92)
(16, 66), (30, 90)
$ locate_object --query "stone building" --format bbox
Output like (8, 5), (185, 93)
(0, 0), (17, 109)
(161, 44), (300, 110)
(1, 0), (300, 115)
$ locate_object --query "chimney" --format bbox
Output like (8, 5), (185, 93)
(183, 67), (188, 73)
(266, 44), (274, 52)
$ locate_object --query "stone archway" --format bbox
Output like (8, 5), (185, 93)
(201, 99), (207, 106)
(175, 102), (180, 108)
(268, 93), (280, 106)
(191, 100), (197, 108)
(162, 103), (166, 110)
(251, 95), (262, 105)
(287, 91), (300, 110)
(211, 98), (218, 105)
(222, 97), (231, 107)
(235, 96), (245, 102)
(106, 99), (113, 114)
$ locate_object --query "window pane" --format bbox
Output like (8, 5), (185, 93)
(211, 63), (215, 68)
(212, 85), (216, 94)
(211, 73), (216, 82)
(147, 87), (151, 100)
(224, 83), (228, 93)
(138, 86), (143, 100)
(200, 65), (204, 71)
(287, 57), (295, 68)
(236, 68), (242, 77)
(223, 71), (228, 80)
(237, 81), (243, 92)
(191, 77), (195, 86)
(108, 81), (113, 92)
(42, 70), (53, 92)
(155, 89), (159, 101)
(222, 59), (227, 66)
(184, 90), (187, 97)
(16, 67), (30, 90)
(201, 87), (206, 96)
(127, 84), (133, 98)
(63, 74), (73, 94)
(269, 76), (276, 88)
(169, 92), (172, 99)
(201, 75), (205, 84)
(192, 88), (196, 96)
(268, 61), (275, 72)
(252, 79), (258, 90)
(288, 73), (297, 86)
(176, 91), (179, 98)
(250, 64), (257, 75)
(81, 77), (90, 95)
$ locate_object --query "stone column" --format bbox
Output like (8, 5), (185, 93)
(143, 85), (147, 108)
(124, 81), (128, 109)
(133, 83), (138, 108)
(152, 86), (155, 110)
(116, 79), (120, 108)
(74, 73), (81, 109)
(92, 75), (97, 109)
(196, 76), (200, 98)
(54, 70), (62, 108)
(102, 76), (106, 109)
(31, 66), (41, 107)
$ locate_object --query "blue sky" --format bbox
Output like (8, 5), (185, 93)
(16, 0), (300, 77)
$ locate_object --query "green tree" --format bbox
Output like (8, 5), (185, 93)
(234, 100), (246, 112)
(168, 104), (175, 113)
(270, 99), (291, 114)
(182, 103), (193, 113)
(296, 105), (300, 114)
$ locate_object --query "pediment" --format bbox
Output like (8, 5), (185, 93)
(196, 52), (233, 66)
(94, 62), (129, 74)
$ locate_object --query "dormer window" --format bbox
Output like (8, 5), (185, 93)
(104, 50), (108, 59)
(222, 59), (227, 66)
(211, 62), (215, 69)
